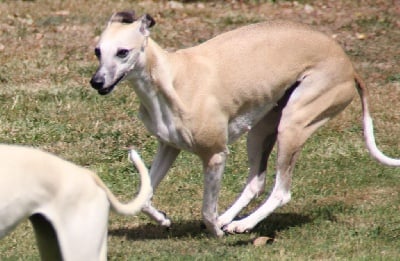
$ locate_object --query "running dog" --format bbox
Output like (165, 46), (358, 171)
(90, 11), (400, 237)
(0, 145), (151, 261)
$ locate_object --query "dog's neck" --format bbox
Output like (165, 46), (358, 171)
(127, 38), (193, 149)
(134, 38), (187, 114)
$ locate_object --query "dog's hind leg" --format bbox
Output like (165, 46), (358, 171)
(218, 112), (280, 228)
(224, 70), (356, 233)
(51, 187), (110, 261)
(218, 83), (299, 228)
(142, 142), (181, 227)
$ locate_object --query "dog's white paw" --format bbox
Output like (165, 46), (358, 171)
(142, 204), (172, 228)
(160, 218), (171, 227)
(159, 211), (172, 227)
(223, 220), (252, 234)
(217, 214), (234, 229)
(161, 220), (171, 227)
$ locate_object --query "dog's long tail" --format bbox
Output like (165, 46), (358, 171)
(355, 73), (400, 166)
(92, 149), (152, 215)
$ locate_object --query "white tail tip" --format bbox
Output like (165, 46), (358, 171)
(128, 149), (141, 162)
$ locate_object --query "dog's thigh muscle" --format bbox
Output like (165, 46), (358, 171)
(54, 189), (109, 261)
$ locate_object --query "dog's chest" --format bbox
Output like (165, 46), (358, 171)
(133, 79), (192, 150)
(227, 103), (275, 143)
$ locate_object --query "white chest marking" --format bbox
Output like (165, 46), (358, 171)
(131, 76), (191, 151)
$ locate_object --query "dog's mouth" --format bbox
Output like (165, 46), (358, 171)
(97, 75), (124, 95)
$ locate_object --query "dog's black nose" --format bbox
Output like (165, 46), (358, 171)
(90, 75), (104, 90)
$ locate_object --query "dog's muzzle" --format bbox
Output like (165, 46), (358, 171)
(90, 74), (105, 90)
(90, 74), (124, 95)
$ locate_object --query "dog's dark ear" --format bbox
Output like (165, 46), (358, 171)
(109, 11), (136, 24)
(142, 14), (156, 28)
(139, 14), (156, 36)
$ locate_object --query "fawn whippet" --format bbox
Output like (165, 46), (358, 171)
(0, 145), (151, 261)
(90, 11), (400, 237)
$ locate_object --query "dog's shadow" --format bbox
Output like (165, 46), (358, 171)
(109, 212), (311, 241)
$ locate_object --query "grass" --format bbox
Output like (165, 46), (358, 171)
(1, 0), (400, 260)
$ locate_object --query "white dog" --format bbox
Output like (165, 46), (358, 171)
(0, 144), (151, 261)
(90, 11), (400, 237)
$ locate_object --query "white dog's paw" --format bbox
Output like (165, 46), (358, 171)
(223, 220), (252, 234)
(142, 204), (172, 228)
(160, 219), (172, 227)
(217, 214), (234, 229)
(159, 211), (172, 227)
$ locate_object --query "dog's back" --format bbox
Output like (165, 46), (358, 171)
(170, 21), (354, 117)
(0, 144), (94, 191)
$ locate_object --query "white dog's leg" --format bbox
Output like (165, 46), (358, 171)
(142, 142), (180, 226)
(201, 151), (227, 237)
(224, 75), (356, 233)
(53, 190), (110, 261)
(218, 114), (279, 228)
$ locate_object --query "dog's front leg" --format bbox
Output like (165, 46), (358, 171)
(142, 142), (180, 227)
(201, 151), (227, 237)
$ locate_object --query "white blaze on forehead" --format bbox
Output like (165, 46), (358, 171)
(98, 22), (143, 52)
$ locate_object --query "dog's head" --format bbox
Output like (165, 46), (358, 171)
(90, 11), (155, 95)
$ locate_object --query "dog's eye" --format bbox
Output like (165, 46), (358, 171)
(94, 48), (101, 59)
(116, 49), (130, 58)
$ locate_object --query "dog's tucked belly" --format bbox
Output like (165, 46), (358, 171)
(228, 103), (275, 143)
(139, 99), (276, 150)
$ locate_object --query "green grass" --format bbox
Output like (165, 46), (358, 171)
(1, 0), (400, 260)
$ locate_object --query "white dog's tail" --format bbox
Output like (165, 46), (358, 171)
(355, 73), (400, 166)
(92, 149), (152, 215)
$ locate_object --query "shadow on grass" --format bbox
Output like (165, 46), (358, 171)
(109, 212), (311, 241)
(228, 212), (312, 246)
(255, 212), (312, 235)
(109, 219), (207, 240)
